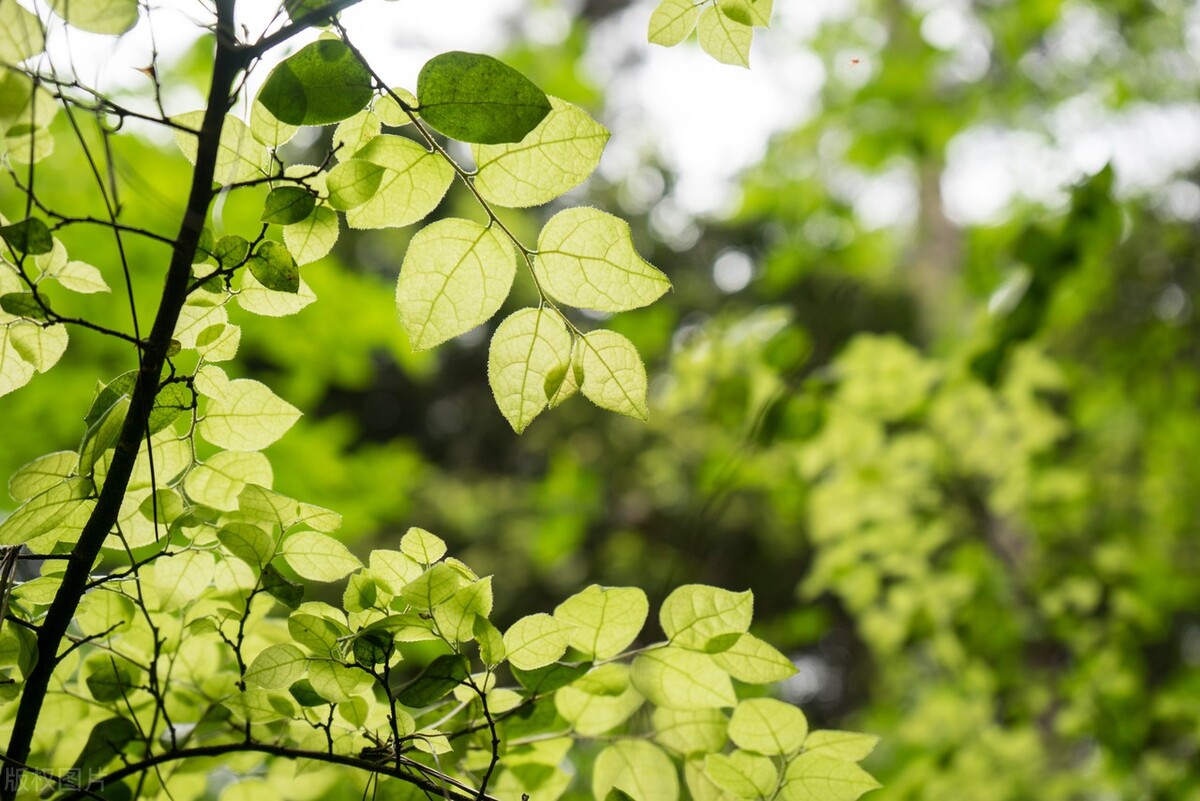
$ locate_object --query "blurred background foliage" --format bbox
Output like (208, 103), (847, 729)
(2, 0), (1199, 798)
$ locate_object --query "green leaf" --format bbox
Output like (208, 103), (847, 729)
(289, 679), (330, 707)
(246, 643), (307, 689)
(257, 39), (374, 126)
(729, 698), (808, 755)
(487, 308), (573, 433)
(237, 269), (317, 317)
(781, 753), (881, 801)
(288, 607), (350, 656)
(174, 111), (267, 185)
(8, 450), (78, 503)
(630, 646), (737, 709)
(0, 1), (45, 64)
(248, 240), (300, 294)
(152, 549), (215, 611)
(719, 0), (772, 27)
(553, 584), (648, 660)
(261, 186), (316, 225)
(49, 0), (139, 35)
(307, 659), (371, 703)
(185, 451), (274, 512)
(351, 629), (392, 666)
(283, 205), (339, 265)
(237, 483), (341, 533)
(400, 526), (447, 564)
(593, 740), (679, 801)
(416, 51), (552, 144)
(198, 371), (301, 451)
(213, 234), (250, 268)
(396, 654), (470, 707)
(534, 207), (670, 312)
(400, 562), (463, 610)
(70, 717), (138, 776)
(0, 292), (47, 320)
(344, 135), (454, 230)
(660, 584), (753, 650)
(802, 731), (880, 763)
(649, 0), (700, 46)
(697, 5), (753, 67)
(369, 549), (422, 593)
(473, 617), (506, 666)
(262, 564), (304, 609)
(579, 329), (649, 420)
(704, 751), (779, 799)
(280, 531), (362, 581)
(325, 159), (384, 210)
(47, 259), (110, 293)
(471, 97), (609, 207)
(85, 659), (137, 702)
(504, 613), (574, 671)
(224, 688), (298, 724)
(79, 394), (129, 478)
(432, 577), (493, 642)
(511, 660), (592, 694)
(396, 218), (517, 350)
(654, 707), (729, 757)
(217, 523), (276, 568)
(554, 663), (645, 736)
(7, 321), (66, 374)
(711, 633), (796, 683)
(333, 108), (381, 155)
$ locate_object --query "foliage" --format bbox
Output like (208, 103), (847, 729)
(0, 1), (880, 800)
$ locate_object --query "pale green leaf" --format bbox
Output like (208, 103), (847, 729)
(0, 325), (36, 397)
(432, 577), (493, 642)
(284, 206), (339, 266)
(280, 531), (362, 581)
(199, 376), (301, 451)
(697, 5), (753, 67)
(719, 0), (772, 27)
(49, 0), (138, 35)
(174, 112), (268, 185)
(660, 584), (753, 650)
(473, 617), (506, 666)
(238, 484), (341, 533)
(0, 477), (93, 548)
(705, 751), (779, 799)
(152, 549), (215, 611)
(46, 260), (110, 294)
(781, 753), (881, 801)
(396, 218), (516, 350)
(654, 707), (729, 757)
(289, 606), (350, 656)
(250, 97), (297, 148)
(487, 307), (573, 433)
(369, 549), (422, 593)
(325, 159), (384, 210)
(8, 321), (68, 372)
(548, 339), (582, 408)
(0, 1), (45, 64)
(8, 451), (78, 503)
(79, 394), (129, 478)
(344, 135), (454, 230)
(224, 688), (297, 724)
(630, 646), (736, 709)
(593, 740), (679, 801)
(246, 643), (307, 689)
(308, 659), (371, 703)
(333, 108), (381, 156)
(503, 613), (574, 671)
(400, 526), (447, 564)
(184, 450), (273, 511)
(534, 207), (669, 312)
(649, 0), (700, 46)
(579, 329), (648, 420)
(729, 698), (808, 755)
(374, 87), (418, 127)
(236, 269), (317, 317)
(554, 663), (645, 736)
(686, 757), (742, 801)
(217, 523), (276, 568)
(173, 302), (227, 349)
(711, 633), (796, 683)
(553, 584), (647, 659)
(399, 562), (463, 610)
(802, 731), (880, 763)
(471, 97), (609, 208)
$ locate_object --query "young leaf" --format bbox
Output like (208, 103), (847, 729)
(554, 663), (645, 736)
(261, 186), (316, 225)
(503, 613), (574, 671)
(704, 751), (779, 799)
(487, 308), (573, 433)
(781, 753), (881, 801)
(343, 135), (454, 230)
(593, 740), (679, 801)
(630, 646), (737, 709)
(653, 707), (729, 757)
(257, 39), (374, 126)
(728, 698), (808, 755)
(174, 112), (267, 185)
(579, 330), (649, 420)
(473, 617), (506, 666)
(0, 477), (93, 548)
(0, 1), (45, 64)
(396, 218), (516, 350)
(660, 584), (753, 650)
(48, 0), (139, 35)
(471, 98), (610, 208)
(697, 5), (753, 67)
(325, 159), (384, 210)
(152, 549), (215, 611)
(417, 51), (552, 144)
(534, 207), (670, 312)
(7, 450), (78, 503)
(248, 241), (300, 294)
(198, 376), (301, 451)
(9, 322), (67, 372)
(649, 0), (700, 47)
(802, 731), (880, 763)
(47, 260), (110, 294)
(284, 206), (340, 265)
(280, 531), (362, 582)
(553, 584), (648, 660)
(711, 632), (796, 683)
(246, 643), (307, 690)
(400, 526), (448, 564)
(184, 450), (274, 512)
(307, 660), (371, 703)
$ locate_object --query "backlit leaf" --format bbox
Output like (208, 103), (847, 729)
(654, 707), (729, 757)
(261, 186), (315, 225)
(718, 0), (772, 27)
(8, 451), (78, 503)
(555, 663), (645, 736)
(704, 751), (779, 799)
(280, 531), (362, 581)
(802, 731), (880, 763)
(553, 584), (648, 660)
(488, 308), (573, 433)
(284, 206), (339, 265)
(49, 0), (139, 35)
(660, 584), (753, 650)
(697, 5), (753, 67)
(729, 698), (808, 755)
(246, 643), (307, 689)
(593, 740), (679, 801)
(199, 373), (301, 451)
(711, 633), (796, 683)
(400, 526), (447, 564)
(344, 135), (454, 230)
(0, 2), (45, 64)
(248, 240), (300, 294)
(417, 51), (551, 144)
(504, 613), (574, 671)
(781, 753), (881, 801)
(579, 329), (648, 420)
(649, 0), (700, 46)
(630, 646), (736, 709)
(257, 39), (373, 126)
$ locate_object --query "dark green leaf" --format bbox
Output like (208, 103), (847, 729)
(0, 218), (52, 255)
(83, 372), (189, 436)
(0, 292), (48, 321)
(352, 629), (392, 666)
(261, 186), (316, 225)
(70, 717), (138, 775)
(395, 654), (469, 706)
(416, 51), (551, 144)
(289, 678), (330, 707)
(85, 660), (137, 702)
(193, 227), (215, 263)
(262, 564), (304, 609)
(258, 39), (374, 126)
(511, 660), (592, 694)
(248, 240), (300, 293)
(213, 235), (250, 268)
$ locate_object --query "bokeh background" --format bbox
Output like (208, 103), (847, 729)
(2, 0), (1199, 798)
